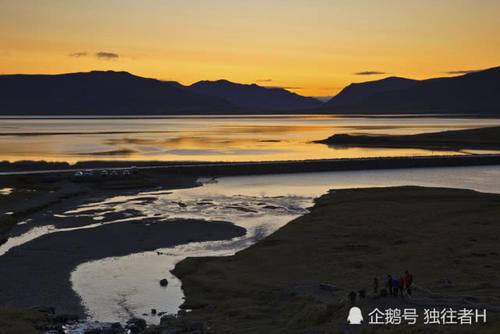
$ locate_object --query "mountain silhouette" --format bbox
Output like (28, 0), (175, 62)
(1, 67), (499, 115)
(327, 77), (419, 107)
(324, 66), (500, 114)
(188, 80), (322, 111)
(0, 71), (236, 115)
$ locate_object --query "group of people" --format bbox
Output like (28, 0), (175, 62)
(348, 270), (414, 306)
(373, 270), (413, 297)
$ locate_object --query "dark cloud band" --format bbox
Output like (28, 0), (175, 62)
(446, 69), (482, 74)
(263, 85), (303, 90)
(354, 71), (387, 75)
(96, 52), (119, 60)
(69, 52), (88, 57)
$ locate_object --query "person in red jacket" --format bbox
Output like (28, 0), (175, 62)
(405, 270), (413, 296)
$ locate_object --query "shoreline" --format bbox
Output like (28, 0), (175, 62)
(0, 217), (245, 316)
(1, 154), (500, 177)
(315, 126), (500, 151)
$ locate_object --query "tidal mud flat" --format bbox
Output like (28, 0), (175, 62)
(0, 170), (246, 315)
(0, 217), (244, 315)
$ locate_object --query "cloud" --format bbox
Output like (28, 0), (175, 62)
(263, 85), (302, 90)
(354, 71), (387, 75)
(445, 69), (484, 75)
(69, 52), (88, 57)
(256, 79), (273, 82)
(96, 52), (119, 60)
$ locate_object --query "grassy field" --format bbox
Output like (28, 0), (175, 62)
(0, 308), (48, 334)
(316, 126), (500, 151)
(173, 186), (500, 333)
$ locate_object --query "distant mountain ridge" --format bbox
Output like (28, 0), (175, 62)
(187, 80), (322, 111)
(324, 66), (500, 114)
(0, 71), (236, 115)
(0, 71), (320, 115)
(327, 77), (419, 107)
(1, 67), (499, 115)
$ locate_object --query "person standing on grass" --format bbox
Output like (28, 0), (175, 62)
(392, 276), (399, 296)
(386, 274), (392, 295)
(398, 276), (405, 296)
(405, 270), (413, 296)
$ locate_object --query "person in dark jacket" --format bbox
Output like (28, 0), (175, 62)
(386, 274), (392, 295)
(392, 277), (399, 296)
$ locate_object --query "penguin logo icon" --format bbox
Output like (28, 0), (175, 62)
(347, 306), (363, 324)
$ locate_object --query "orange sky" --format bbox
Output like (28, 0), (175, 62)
(1, 0), (499, 97)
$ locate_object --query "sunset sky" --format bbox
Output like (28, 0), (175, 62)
(1, 0), (499, 97)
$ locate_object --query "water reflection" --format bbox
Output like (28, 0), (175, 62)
(70, 189), (311, 324)
(2, 116), (500, 162)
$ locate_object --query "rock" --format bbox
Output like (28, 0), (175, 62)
(126, 317), (147, 331)
(101, 322), (125, 334)
(125, 325), (140, 334)
(159, 315), (177, 327)
(159, 278), (169, 287)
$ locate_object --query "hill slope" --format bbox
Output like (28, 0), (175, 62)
(324, 67), (500, 114)
(189, 80), (322, 111)
(0, 71), (236, 115)
(327, 77), (419, 107)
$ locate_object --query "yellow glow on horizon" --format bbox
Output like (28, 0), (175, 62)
(1, 0), (499, 96)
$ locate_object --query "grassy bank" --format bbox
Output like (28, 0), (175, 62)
(0, 308), (48, 334)
(316, 126), (500, 150)
(173, 186), (500, 333)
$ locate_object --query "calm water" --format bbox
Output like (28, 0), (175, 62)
(1, 115), (500, 162)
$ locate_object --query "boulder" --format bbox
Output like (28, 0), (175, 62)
(126, 317), (147, 331)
